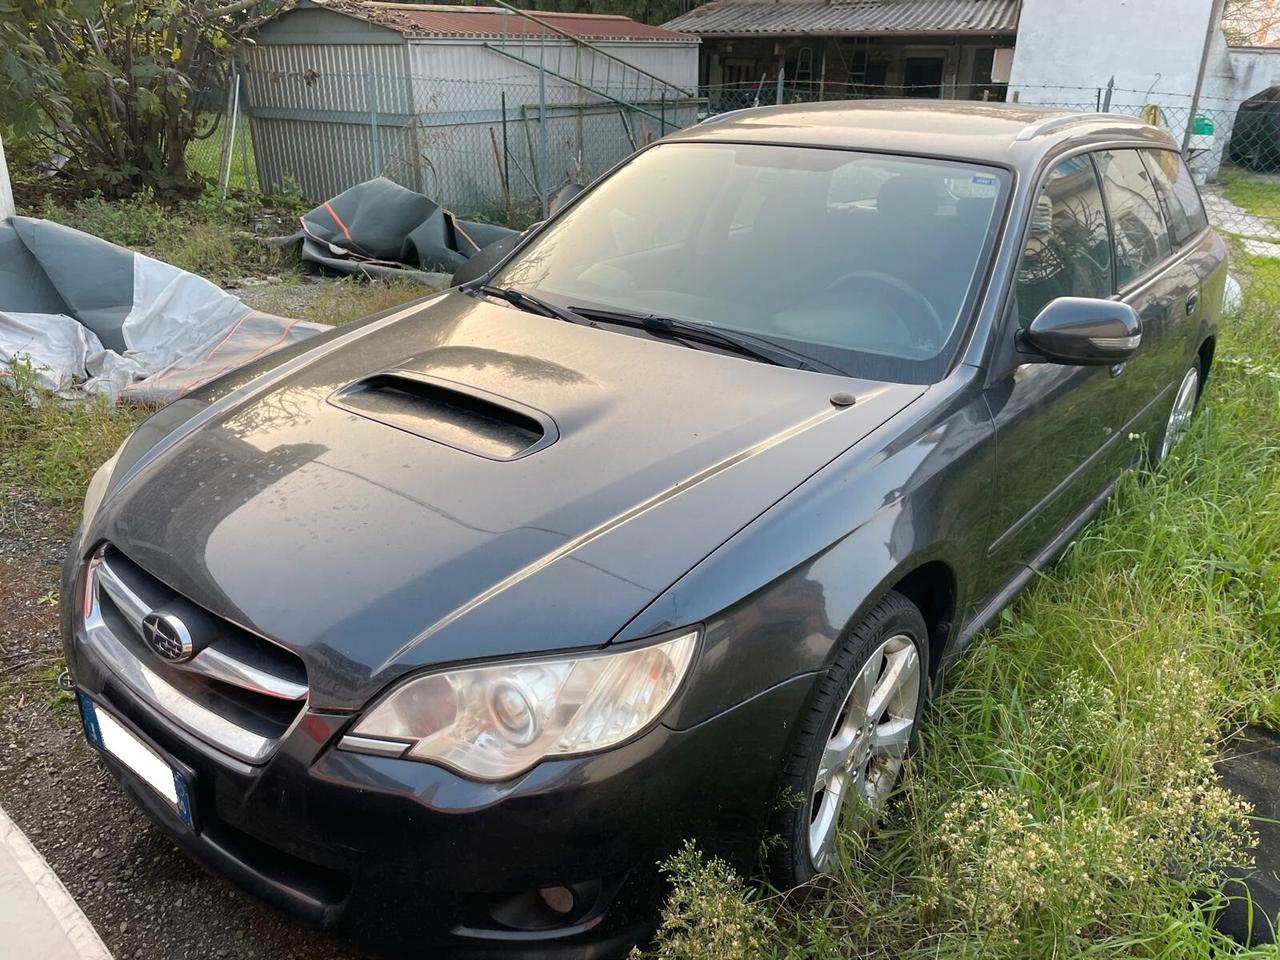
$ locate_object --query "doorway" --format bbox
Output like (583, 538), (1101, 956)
(903, 56), (945, 97)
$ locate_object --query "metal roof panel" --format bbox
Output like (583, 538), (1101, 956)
(662, 0), (1020, 37)
(331, 2), (699, 42)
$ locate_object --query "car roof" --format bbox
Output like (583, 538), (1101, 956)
(665, 100), (1180, 169)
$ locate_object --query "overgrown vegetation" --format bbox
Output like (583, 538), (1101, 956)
(1218, 166), (1280, 223)
(645, 298), (1280, 958)
(31, 189), (298, 283)
(0, 360), (146, 526)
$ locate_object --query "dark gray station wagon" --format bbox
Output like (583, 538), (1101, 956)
(63, 102), (1225, 958)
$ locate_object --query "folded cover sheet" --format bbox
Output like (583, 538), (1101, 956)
(0, 217), (325, 403)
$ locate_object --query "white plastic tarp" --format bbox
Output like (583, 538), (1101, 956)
(0, 216), (325, 403)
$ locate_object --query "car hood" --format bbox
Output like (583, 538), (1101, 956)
(93, 291), (925, 708)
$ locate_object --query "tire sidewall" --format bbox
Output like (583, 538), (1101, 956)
(768, 591), (930, 889)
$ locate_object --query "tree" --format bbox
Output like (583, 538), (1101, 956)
(1222, 0), (1280, 45)
(0, 0), (266, 196)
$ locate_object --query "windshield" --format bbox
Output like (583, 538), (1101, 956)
(492, 142), (1009, 383)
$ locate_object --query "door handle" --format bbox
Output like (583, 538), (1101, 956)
(1185, 290), (1199, 315)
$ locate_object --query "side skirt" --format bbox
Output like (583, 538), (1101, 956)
(941, 471), (1122, 673)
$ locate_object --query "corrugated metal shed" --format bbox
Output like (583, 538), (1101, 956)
(355, 3), (696, 42)
(242, 1), (700, 209)
(663, 0), (1021, 37)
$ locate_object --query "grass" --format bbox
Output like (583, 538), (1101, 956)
(244, 275), (432, 326)
(0, 360), (147, 529)
(29, 188), (299, 284)
(1219, 166), (1280, 225)
(647, 297), (1280, 958)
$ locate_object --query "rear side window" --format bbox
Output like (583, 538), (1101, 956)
(1141, 149), (1209, 246)
(1095, 149), (1171, 286)
(1016, 157), (1112, 328)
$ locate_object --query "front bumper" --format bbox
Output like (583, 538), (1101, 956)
(63, 597), (815, 958)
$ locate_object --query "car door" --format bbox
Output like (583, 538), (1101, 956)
(982, 154), (1133, 585)
(1092, 148), (1192, 440)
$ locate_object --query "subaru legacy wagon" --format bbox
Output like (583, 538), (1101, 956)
(63, 102), (1224, 958)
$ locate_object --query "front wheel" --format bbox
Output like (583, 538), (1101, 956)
(768, 591), (928, 889)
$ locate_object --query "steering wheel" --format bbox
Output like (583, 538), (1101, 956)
(825, 270), (945, 349)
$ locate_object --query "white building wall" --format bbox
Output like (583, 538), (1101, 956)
(1008, 0), (1225, 120)
(1226, 46), (1280, 100)
(0, 133), (13, 220)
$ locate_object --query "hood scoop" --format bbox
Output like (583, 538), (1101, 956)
(328, 370), (557, 461)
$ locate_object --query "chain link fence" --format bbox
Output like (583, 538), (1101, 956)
(203, 66), (1280, 303)
(185, 59), (257, 196)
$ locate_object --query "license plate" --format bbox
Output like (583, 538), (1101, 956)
(78, 692), (193, 829)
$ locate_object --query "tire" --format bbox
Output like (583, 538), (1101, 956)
(767, 591), (929, 889)
(1149, 361), (1201, 469)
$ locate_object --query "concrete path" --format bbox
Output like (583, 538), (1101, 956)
(0, 804), (113, 960)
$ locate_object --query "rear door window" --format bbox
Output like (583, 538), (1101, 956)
(1094, 149), (1171, 286)
(1015, 156), (1113, 328)
(1141, 149), (1209, 246)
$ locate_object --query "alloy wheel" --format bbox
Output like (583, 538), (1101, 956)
(807, 633), (921, 871)
(1160, 366), (1200, 461)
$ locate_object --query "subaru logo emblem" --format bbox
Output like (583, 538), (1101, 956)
(141, 612), (194, 663)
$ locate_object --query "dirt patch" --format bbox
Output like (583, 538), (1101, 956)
(0, 497), (365, 960)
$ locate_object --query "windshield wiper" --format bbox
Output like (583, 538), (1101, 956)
(477, 285), (586, 326)
(569, 305), (836, 373)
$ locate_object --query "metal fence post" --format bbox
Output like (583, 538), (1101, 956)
(535, 43), (550, 217)
(366, 68), (383, 179)
(539, 44), (550, 219)
(501, 91), (510, 200)
(1102, 76), (1114, 113)
(775, 67), (785, 105)
(239, 104), (253, 197)
(221, 66), (241, 197)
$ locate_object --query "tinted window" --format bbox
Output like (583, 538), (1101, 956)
(494, 142), (1009, 384)
(1141, 149), (1209, 246)
(1016, 157), (1112, 328)
(1095, 149), (1171, 285)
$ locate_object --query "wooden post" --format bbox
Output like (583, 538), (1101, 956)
(0, 132), (13, 219)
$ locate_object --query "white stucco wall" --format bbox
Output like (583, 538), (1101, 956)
(1008, 0), (1226, 123)
(0, 133), (14, 219)
(1226, 46), (1280, 100)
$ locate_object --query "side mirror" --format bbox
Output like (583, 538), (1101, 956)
(1021, 297), (1141, 365)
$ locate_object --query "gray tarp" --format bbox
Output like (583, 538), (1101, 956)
(289, 177), (516, 284)
(0, 217), (325, 403)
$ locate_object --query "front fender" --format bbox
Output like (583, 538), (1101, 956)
(619, 369), (996, 730)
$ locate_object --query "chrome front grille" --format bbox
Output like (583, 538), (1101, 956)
(81, 546), (309, 763)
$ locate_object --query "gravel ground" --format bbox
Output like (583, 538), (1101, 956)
(226, 276), (335, 321)
(0, 492), (365, 960)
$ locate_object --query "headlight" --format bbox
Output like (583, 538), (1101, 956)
(342, 630), (698, 780)
(81, 446), (125, 527)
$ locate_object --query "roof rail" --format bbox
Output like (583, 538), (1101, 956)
(1014, 112), (1148, 142)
